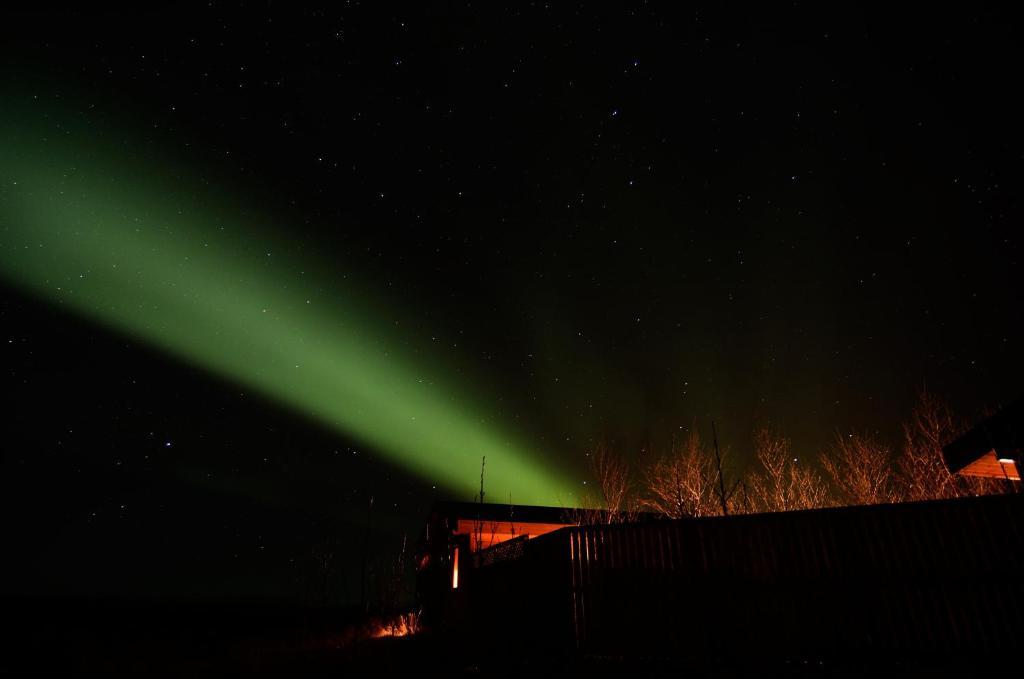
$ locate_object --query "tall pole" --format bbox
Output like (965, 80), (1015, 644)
(475, 456), (486, 553)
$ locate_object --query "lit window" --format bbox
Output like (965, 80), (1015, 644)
(452, 547), (459, 589)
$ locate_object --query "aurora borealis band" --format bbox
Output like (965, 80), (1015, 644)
(0, 113), (577, 506)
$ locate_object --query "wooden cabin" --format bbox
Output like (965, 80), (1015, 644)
(416, 502), (574, 610)
(415, 501), (629, 628)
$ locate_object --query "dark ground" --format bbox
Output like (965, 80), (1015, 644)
(0, 598), (410, 677)
(0, 598), (1011, 678)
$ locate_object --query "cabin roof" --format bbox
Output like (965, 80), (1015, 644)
(427, 501), (664, 527)
(428, 501), (579, 525)
(942, 399), (1023, 480)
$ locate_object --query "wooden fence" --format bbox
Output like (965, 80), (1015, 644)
(460, 493), (1023, 662)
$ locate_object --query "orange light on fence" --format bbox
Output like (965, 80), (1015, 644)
(452, 547), (459, 589)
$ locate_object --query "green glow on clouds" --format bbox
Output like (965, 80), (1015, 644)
(0, 113), (577, 506)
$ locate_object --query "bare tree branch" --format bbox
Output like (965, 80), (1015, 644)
(748, 427), (829, 512)
(821, 433), (895, 506)
(641, 430), (722, 518)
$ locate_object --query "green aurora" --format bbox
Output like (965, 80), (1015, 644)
(0, 112), (579, 506)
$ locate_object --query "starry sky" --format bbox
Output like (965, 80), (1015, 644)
(1, 4), (1022, 603)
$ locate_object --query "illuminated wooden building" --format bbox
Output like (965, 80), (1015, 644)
(416, 501), (574, 622)
(424, 501), (574, 557)
(415, 501), (631, 627)
(942, 399), (1022, 481)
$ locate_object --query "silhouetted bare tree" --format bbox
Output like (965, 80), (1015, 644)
(896, 388), (1006, 500)
(592, 442), (635, 522)
(568, 442), (637, 525)
(748, 427), (830, 512)
(897, 388), (964, 501)
(641, 430), (722, 518)
(821, 433), (895, 506)
(610, 390), (1015, 520)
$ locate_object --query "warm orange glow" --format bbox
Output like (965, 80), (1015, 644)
(454, 519), (570, 551)
(961, 450), (1021, 481)
(369, 611), (420, 639)
(452, 546), (459, 589)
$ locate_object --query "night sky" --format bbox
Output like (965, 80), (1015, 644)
(2, 4), (1022, 603)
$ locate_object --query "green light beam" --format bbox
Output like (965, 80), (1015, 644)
(0, 113), (578, 506)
